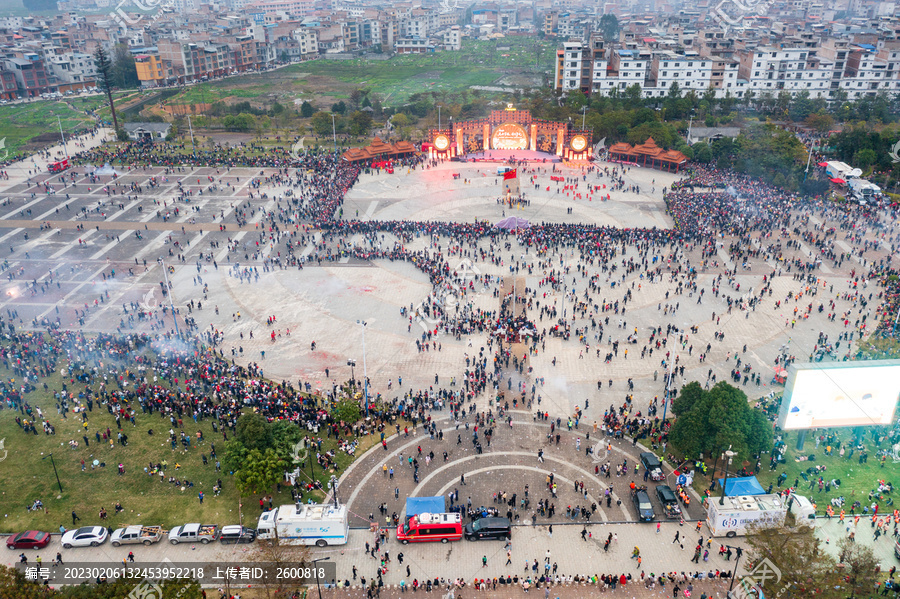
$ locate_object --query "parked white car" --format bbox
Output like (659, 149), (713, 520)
(61, 526), (108, 548)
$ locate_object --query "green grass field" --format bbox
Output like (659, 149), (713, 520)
(684, 425), (897, 516)
(0, 94), (128, 156)
(0, 359), (377, 533)
(164, 38), (554, 110)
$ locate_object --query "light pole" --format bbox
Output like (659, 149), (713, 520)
(330, 113), (337, 152)
(357, 320), (368, 416)
(57, 115), (69, 161)
(42, 453), (63, 494)
(727, 546), (744, 592)
(687, 111), (695, 145)
(581, 105), (587, 130)
(347, 359), (356, 389)
(661, 354), (674, 424)
(719, 448), (736, 505)
(311, 556), (331, 599)
(329, 475), (339, 509)
(438, 104), (441, 131)
(161, 261), (180, 336)
(186, 115), (196, 158)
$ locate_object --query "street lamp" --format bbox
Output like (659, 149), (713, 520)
(311, 557), (331, 599)
(581, 105), (587, 130)
(726, 545), (744, 592)
(347, 359), (356, 389)
(42, 453), (63, 494)
(438, 104), (441, 131)
(687, 111), (695, 145)
(719, 447), (736, 505)
(330, 113), (337, 152)
(357, 320), (369, 416)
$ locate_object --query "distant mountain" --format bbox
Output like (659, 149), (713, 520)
(23, 0), (57, 11)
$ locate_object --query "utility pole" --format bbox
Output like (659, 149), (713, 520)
(357, 320), (369, 416)
(186, 115), (196, 158)
(43, 453), (63, 494)
(56, 115), (69, 161)
(331, 113), (337, 152)
(161, 261), (180, 336)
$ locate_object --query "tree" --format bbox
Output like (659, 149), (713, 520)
(348, 110), (373, 136)
(693, 141), (713, 163)
(94, 45), (119, 133)
(805, 111), (834, 134)
(235, 412), (274, 452)
(246, 537), (310, 599)
(668, 382), (773, 461)
(332, 397), (361, 424)
(854, 147), (877, 168)
(270, 419), (303, 461)
(599, 14), (619, 41)
(744, 520), (843, 599)
(234, 448), (289, 495)
(300, 100), (314, 118)
(112, 44), (139, 89)
(310, 111), (334, 136)
(837, 537), (879, 599)
(391, 113), (410, 129)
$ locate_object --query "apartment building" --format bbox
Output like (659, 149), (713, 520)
(135, 53), (167, 87)
(158, 39), (235, 82)
(555, 20), (900, 101)
(4, 55), (50, 97)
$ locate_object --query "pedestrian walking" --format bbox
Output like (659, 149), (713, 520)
(482, 555), (487, 567)
(72, 511), (80, 525)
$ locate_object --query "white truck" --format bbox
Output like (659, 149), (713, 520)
(168, 523), (219, 544)
(847, 178), (882, 203)
(825, 161), (853, 179)
(110, 525), (163, 546)
(256, 503), (349, 547)
(706, 493), (816, 537)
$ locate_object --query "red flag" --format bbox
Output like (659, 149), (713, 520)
(503, 169), (517, 180)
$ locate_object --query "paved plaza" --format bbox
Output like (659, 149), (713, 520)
(0, 140), (897, 591)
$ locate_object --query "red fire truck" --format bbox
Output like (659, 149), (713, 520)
(48, 159), (69, 173)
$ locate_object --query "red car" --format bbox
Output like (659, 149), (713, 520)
(6, 531), (51, 549)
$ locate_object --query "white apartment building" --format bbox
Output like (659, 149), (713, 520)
(839, 44), (888, 98)
(47, 51), (96, 83)
(443, 25), (460, 52)
(292, 28), (318, 56)
(555, 40), (585, 92)
(647, 51), (712, 97)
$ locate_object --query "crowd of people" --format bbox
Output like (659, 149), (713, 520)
(2, 129), (898, 597)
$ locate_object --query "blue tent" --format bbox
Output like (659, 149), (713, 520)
(406, 496), (445, 518)
(716, 476), (766, 496)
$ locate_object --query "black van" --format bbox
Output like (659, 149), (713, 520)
(464, 517), (511, 541)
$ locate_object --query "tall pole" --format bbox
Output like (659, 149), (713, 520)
(312, 557), (331, 599)
(661, 354), (673, 424)
(728, 547), (743, 592)
(719, 449), (735, 505)
(186, 115), (196, 158)
(358, 320), (368, 416)
(330, 475), (339, 509)
(43, 453), (63, 493)
(161, 260), (180, 336)
(57, 116), (69, 161)
(331, 114), (337, 152)
(688, 113), (694, 145)
(438, 105), (441, 131)
(582, 105), (587, 130)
